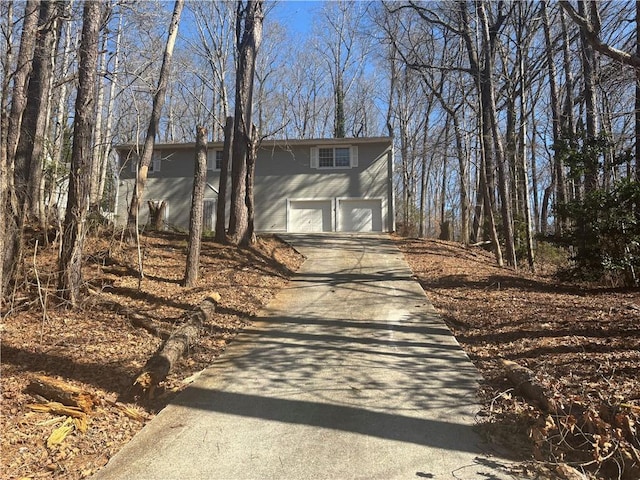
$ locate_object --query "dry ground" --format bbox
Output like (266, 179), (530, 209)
(398, 237), (640, 480)
(1, 232), (638, 479)
(1, 231), (304, 479)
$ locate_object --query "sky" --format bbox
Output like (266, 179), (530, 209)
(269, 0), (322, 35)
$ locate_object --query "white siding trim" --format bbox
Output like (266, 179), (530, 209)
(350, 145), (358, 167)
(310, 147), (319, 169)
(152, 152), (161, 172)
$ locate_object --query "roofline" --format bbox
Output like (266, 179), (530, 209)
(115, 136), (393, 152)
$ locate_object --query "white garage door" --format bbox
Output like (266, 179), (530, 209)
(288, 200), (332, 232)
(338, 199), (383, 232)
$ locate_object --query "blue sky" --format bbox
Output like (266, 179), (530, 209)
(270, 0), (322, 35)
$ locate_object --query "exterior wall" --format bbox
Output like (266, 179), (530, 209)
(115, 138), (393, 232)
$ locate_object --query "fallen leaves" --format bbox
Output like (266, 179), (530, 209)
(1, 232), (304, 479)
(398, 237), (640, 480)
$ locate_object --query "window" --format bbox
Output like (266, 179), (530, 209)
(150, 152), (161, 172)
(207, 150), (224, 170)
(129, 152), (161, 173)
(311, 146), (358, 169)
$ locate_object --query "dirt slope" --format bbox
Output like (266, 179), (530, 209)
(1, 233), (638, 479)
(398, 237), (640, 480)
(1, 232), (303, 479)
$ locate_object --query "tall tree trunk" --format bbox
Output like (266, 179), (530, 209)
(228, 0), (263, 246)
(245, 125), (257, 243)
(57, 0), (102, 306)
(478, 1), (517, 268)
(90, 31), (108, 208)
(215, 116), (233, 243)
(14, 0), (63, 221)
(636, 1), (640, 183)
(126, 0), (184, 238)
(541, 1), (567, 235)
(97, 12), (123, 207)
(2, 0), (42, 299)
(5, 0), (39, 169)
(184, 126), (208, 287)
(577, 0), (599, 193)
(559, 6), (579, 201)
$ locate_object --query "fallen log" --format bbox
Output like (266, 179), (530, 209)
(134, 293), (221, 396)
(27, 375), (97, 412)
(27, 401), (87, 419)
(102, 300), (171, 340)
(500, 359), (557, 413)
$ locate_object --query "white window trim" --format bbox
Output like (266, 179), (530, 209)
(207, 150), (223, 171)
(129, 152), (162, 173)
(310, 145), (358, 170)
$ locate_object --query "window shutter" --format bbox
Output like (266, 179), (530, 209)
(310, 147), (319, 169)
(350, 146), (358, 168)
(152, 152), (161, 172)
(207, 151), (215, 170)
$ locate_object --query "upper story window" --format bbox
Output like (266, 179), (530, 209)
(129, 152), (161, 173)
(311, 146), (358, 169)
(207, 150), (223, 170)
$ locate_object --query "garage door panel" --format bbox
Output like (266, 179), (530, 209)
(289, 200), (332, 232)
(338, 199), (382, 232)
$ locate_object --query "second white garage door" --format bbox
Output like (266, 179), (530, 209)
(337, 199), (383, 232)
(288, 200), (332, 232)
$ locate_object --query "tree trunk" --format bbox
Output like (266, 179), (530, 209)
(577, 0), (599, 193)
(4, 0), (39, 168)
(134, 293), (220, 397)
(147, 201), (166, 231)
(215, 116), (233, 243)
(478, 1), (517, 268)
(97, 13), (123, 208)
(126, 0), (184, 239)
(89, 32), (108, 208)
(14, 0), (63, 221)
(3, 0), (45, 299)
(245, 124), (258, 244)
(57, 0), (102, 306)
(184, 126), (208, 287)
(542, 1), (567, 235)
(27, 375), (97, 413)
(228, 0), (263, 246)
(636, 1), (640, 184)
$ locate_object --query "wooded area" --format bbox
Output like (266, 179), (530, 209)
(1, 1), (639, 478)
(2, 0), (640, 301)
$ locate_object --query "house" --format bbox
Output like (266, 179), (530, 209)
(115, 136), (395, 233)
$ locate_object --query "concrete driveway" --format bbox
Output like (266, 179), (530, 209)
(94, 234), (516, 480)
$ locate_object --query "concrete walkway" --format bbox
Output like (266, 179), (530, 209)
(94, 234), (515, 480)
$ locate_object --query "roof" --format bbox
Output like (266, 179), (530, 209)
(115, 136), (392, 153)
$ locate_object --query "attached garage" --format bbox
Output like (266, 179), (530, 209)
(288, 199), (333, 232)
(337, 198), (383, 232)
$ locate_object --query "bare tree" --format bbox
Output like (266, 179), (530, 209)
(315, 1), (369, 139)
(126, 0), (184, 238)
(215, 116), (233, 243)
(57, 0), (102, 306)
(184, 125), (207, 287)
(14, 0), (64, 222)
(228, 0), (263, 246)
(2, 0), (40, 298)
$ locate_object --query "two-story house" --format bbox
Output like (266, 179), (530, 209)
(115, 136), (394, 233)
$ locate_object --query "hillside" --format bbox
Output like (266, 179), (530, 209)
(1, 233), (638, 479)
(399, 237), (640, 480)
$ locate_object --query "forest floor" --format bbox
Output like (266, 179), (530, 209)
(1, 232), (639, 479)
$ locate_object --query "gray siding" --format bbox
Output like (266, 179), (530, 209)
(116, 138), (393, 232)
